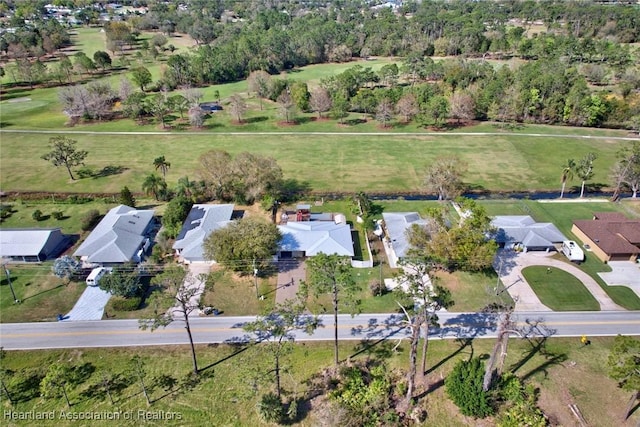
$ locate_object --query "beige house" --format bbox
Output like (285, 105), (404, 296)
(571, 212), (640, 263)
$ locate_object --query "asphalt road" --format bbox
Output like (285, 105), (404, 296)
(1, 311), (639, 350)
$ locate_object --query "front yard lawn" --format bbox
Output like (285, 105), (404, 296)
(0, 264), (85, 322)
(522, 266), (600, 311)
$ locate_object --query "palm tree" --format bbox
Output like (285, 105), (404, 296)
(142, 173), (166, 201)
(175, 176), (197, 201)
(153, 156), (171, 179)
(560, 159), (576, 199)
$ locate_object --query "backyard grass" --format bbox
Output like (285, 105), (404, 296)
(522, 266), (600, 311)
(0, 265), (86, 323)
(0, 199), (119, 235)
(0, 337), (637, 426)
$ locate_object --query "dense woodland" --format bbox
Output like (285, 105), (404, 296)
(0, 0), (639, 129)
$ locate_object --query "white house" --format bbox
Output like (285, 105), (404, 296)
(172, 204), (235, 263)
(277, 220), (354, 258)
(73, 205), (155, 265)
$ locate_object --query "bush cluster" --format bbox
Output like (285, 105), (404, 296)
(80, 209), (101, 231)
(110, 296), (142, 311)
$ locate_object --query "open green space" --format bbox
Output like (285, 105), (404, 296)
(522, 266), (600, 311)
(0, 131), (624, 195)
(0, 337), (636, 426)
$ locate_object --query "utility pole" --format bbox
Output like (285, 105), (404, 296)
(253, 258), (259, 298)
(4, 265), (19, 304)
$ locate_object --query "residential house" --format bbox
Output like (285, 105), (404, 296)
(173, 204), (235, 263)
(73, 205), (155, 265)
(491, 216), (567, 252)
(0, 228), (70, 262)
(381, 212), (428, 267)
(572, 212), (640, 263)
(277, 214), (354, 258)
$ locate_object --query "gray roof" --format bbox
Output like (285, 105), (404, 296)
(278, 221), (354, 257)
(382, 212), (428, 259)
(74, 205), (154, 263)
(491, 215), (567, 248)
(172, 204), (234, 262)
(0, 228), (65, 257)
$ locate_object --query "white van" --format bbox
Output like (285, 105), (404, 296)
(86, 267), (112, 286)
(561, 241), (585, 263)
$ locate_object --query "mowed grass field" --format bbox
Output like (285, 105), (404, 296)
(0, 131), (625, 194)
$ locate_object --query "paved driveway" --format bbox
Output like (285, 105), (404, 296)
(64, 286), (112, 321)
(275, 260), (306, 304)
(599, 261), (640, 299)
(495, 249), (625, 312)
(168, 262), (211, 318)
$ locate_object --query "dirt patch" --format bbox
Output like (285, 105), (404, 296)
(433, 271), (462, 292)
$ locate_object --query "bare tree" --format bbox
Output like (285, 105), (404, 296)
(449, 91), (475, 124)
(396, 261), (453, 406)
(396, 93), (419, 123)
(228, 94), (248, 123)
(309, 87), (332, 119)
(576, 152), (597, 198)
(375, 98), (395, 128)
(188, 105), (206, 128)
(198, 150), (233, 199)
(243, 299), (318, 399)
(424, 157), (468, 200)
(118, 77), (134, 103)
(276, 91), (296, 124)
(247, 70), (272, 110)
(611, 141), (640, 200)
(182, 87), (203, 106)
(139, 267), (201, 375)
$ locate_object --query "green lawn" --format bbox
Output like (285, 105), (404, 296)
(482, 199), (640, 310)
(199, 268), (276, 316)
(0, 337), (636, 426)
(522, 266), (600, 311)
(0, 131), (625, 195)
(0, 265), (86, 323)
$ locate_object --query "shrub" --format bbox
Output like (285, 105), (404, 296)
(369, 279), (387, 296)
(32, 209), (43, 221)
(52, 211), (64, 220)
(76, 166), (94, 178)
(445, 357), (494, 418)
(119, 186), (136, 207)
(256, 392), (284, 424)
(0, 204), (13, 220)
(110, 296), (142, 311)
(66, 195), (93, 204)
(81, 209), (101, 231)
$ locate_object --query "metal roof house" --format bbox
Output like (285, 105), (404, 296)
(381, 212), (428, 267)
(0, 228), (69, 262)
(172, 204), (235, 263)
(277, 220), (354, 258)
(73, 205), (155, 264)
(491, 216), (567, 251)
